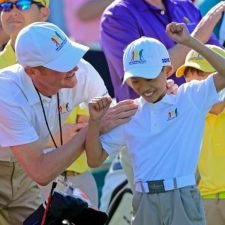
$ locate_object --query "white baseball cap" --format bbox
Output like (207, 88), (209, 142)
(15, 22), (89, 72)
(123, 37), (171, 82)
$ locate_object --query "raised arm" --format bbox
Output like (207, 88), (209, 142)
(85, 96), (112, 168)
(169, 1), (225, 73)
(166, 22), (225, 92)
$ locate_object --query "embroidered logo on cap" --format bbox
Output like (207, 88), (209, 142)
(189, 52), (203, 61)
(51, 31), (67, 51)
(162, 58), (170, 63)
(129, 49), (146, 65)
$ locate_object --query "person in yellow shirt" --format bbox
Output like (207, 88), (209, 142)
(176, 45), (225, 225)
(0, 0), (49, 69)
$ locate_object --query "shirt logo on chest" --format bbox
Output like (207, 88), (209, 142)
(167, 108), (178, 121)
(59, 103), (70, 114)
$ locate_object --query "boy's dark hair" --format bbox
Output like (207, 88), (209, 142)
(183, 67), (204, 77)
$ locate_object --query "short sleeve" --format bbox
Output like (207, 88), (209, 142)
(100, 125), (126, 155)
(0, 98), (38, 147)
(180, 75), (220, 114)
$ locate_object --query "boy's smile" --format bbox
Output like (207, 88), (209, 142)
(129, 73), (167, 103)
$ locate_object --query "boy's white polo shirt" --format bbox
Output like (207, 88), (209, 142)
(100, 75), (221, 183)
(0, 59), (108, 148)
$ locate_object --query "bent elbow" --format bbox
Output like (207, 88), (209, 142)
(87, 158), (103, 168)
(30, 173), (52, 186)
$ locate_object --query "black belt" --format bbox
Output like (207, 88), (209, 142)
(147, 180), (166, 194)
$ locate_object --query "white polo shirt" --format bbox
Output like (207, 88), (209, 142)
(101, 75), (221, 183)
(0, 59), (108, 149)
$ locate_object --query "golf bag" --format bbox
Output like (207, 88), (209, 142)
(23, 191), (108, 225)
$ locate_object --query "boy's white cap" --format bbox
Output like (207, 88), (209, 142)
(123, 37), (171, 82)
(15, 22), (89, 72)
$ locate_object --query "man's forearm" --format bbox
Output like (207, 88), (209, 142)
(11, 127), (87, 186)
(86, 120), (108, 168)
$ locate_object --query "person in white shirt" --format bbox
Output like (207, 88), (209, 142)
(0, 21), (138, 225)
(85, 22), (225, 225)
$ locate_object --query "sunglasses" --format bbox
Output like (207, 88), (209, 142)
(0, 0), (44, 12)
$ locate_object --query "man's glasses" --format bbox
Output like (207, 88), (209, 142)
(0, 0), (44, 12)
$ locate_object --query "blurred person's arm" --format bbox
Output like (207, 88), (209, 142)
(77, 0), (114, 21)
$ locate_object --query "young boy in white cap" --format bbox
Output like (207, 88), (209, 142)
(85, 22), (225, 225)
(176, 45), (225, 225)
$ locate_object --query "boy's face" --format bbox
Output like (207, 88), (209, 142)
(184, 69), (210, 82)
(128, 72), (167, 103)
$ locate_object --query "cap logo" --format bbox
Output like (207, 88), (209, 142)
(129, 49), (146, 65)
(162, 58), (170, 63)
(190, 53), (203, 61)
(51, 31), (67, 51)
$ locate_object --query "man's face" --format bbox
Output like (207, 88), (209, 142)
(128, 72), (167, 103)
(1, 0), (48, 38)
(28, 66), (79, 96)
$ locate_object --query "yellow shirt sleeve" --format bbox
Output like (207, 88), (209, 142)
(65, 106), (90, 173)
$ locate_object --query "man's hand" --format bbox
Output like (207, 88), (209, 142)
(100, 99), (138, 134)
(166, 22), (191, 45)
(88, 96), (112, 121)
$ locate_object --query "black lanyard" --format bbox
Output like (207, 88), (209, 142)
(35, 87), (63, 148)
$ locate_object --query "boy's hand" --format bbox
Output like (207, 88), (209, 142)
(166, 22), (191, 45)
(88, 96), (112, 121)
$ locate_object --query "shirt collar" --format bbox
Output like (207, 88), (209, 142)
(138, 94), (176, 107)
(131, 0), (177, 12)
(20, 68), (40, 105)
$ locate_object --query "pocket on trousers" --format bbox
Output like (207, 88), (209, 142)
(132, 192), (143, 216)
(180, 186), (204, 222)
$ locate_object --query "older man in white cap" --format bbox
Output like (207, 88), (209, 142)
(0, 22), (138, 225)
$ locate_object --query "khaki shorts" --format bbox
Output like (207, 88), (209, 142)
(203, 198), (225, 225)
(132, 186), (206, 225)
(0, 161), (42, 225)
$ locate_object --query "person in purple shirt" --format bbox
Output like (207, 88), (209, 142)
(100, 0), (224, 102)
